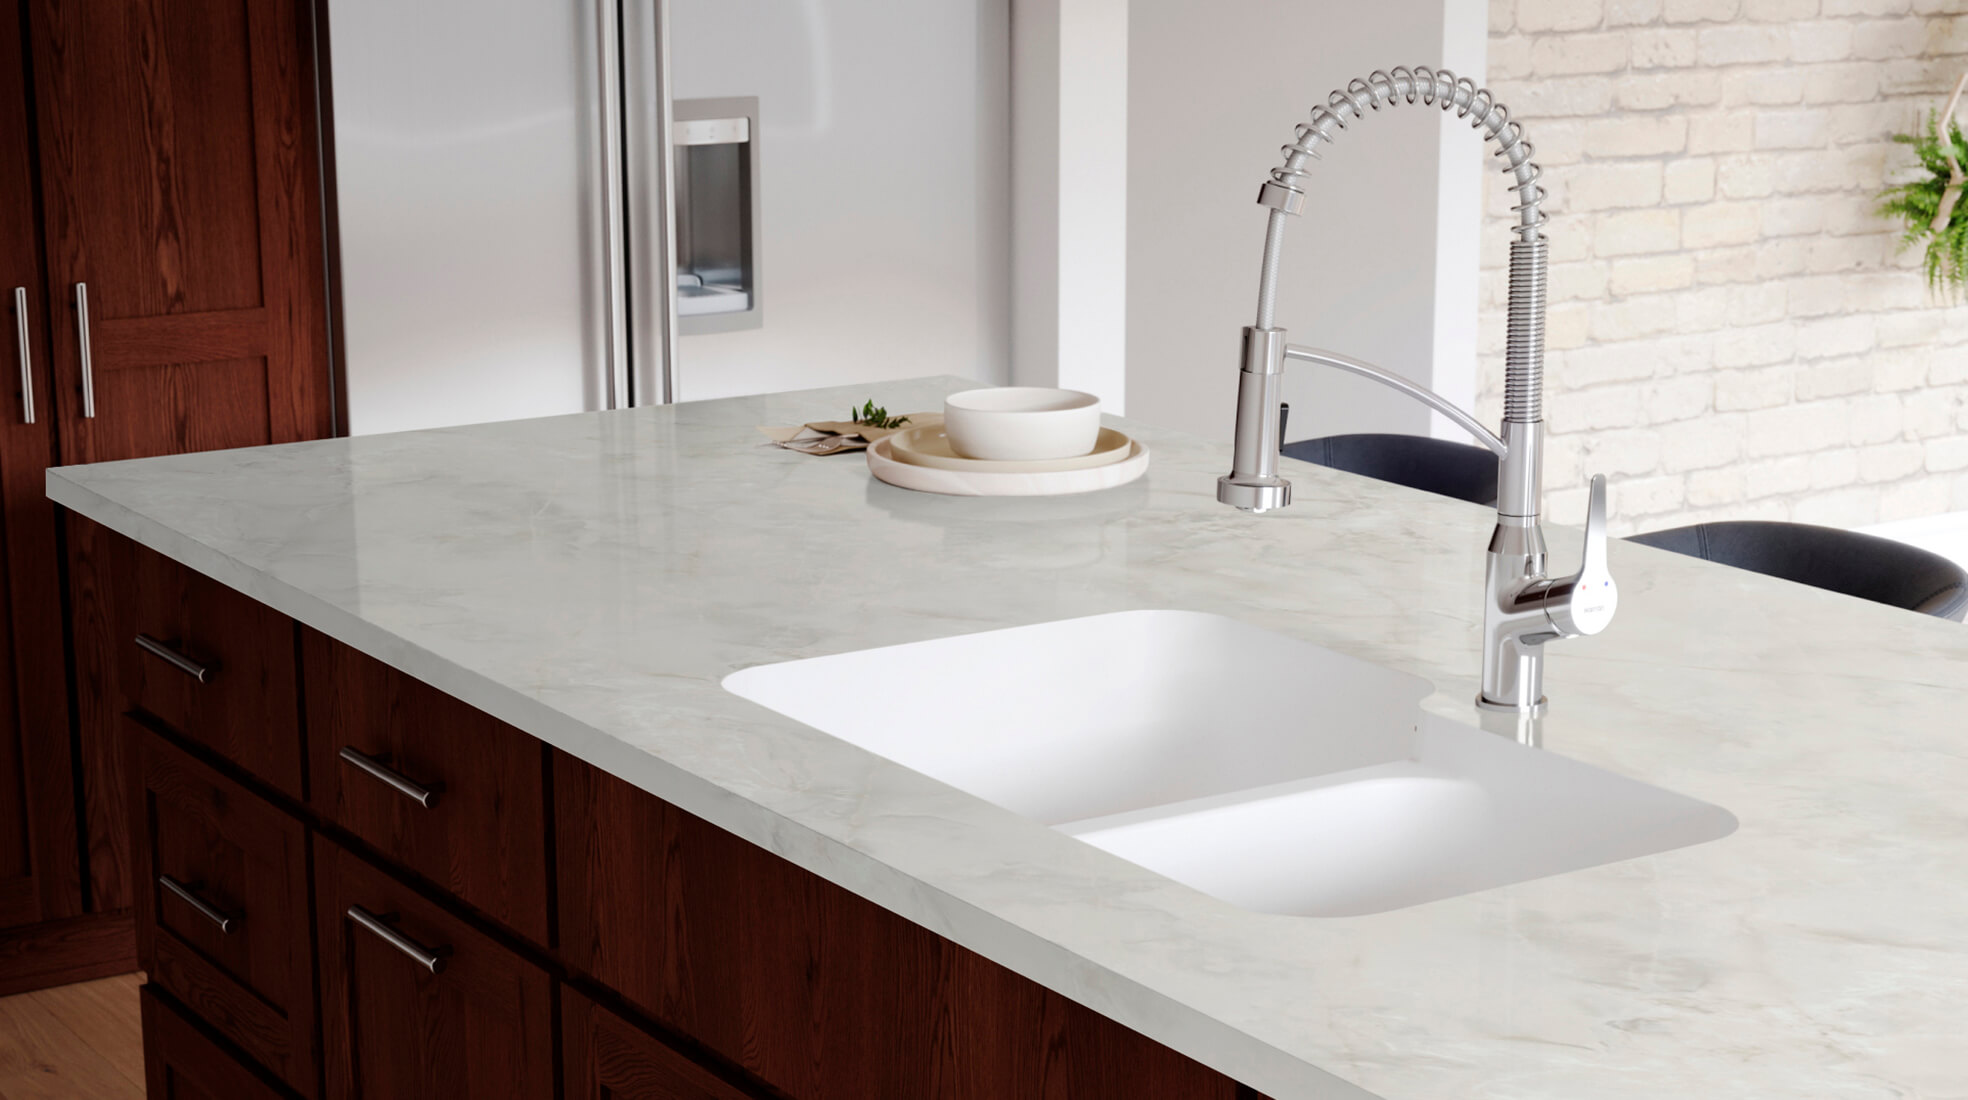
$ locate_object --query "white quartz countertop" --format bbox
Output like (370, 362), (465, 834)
(49, 377), (1968, 1099)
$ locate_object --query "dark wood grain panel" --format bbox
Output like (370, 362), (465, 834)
(0, 0), (83, 935)
(129, 719), (316, 1096)
(92, 309), (270, 367)
(142, 984), (297, 1100)
(0, 911), (136, 998)
(34, 0), (261, 317)
(64, 515), (127, 910)
(82, 356), (277, 462)
(563, 986), (765, 1100)
(314, 834), (555, 1100)
(244, 0), (328, 445)
(303, 628), (551, 945)
(556, 753), (1269, 1100)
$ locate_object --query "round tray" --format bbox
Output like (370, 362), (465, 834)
(866, 434), (1150, 496)
(887, 425), (1134, 473)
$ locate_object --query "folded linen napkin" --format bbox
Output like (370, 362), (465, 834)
(758, 412), (942, 455)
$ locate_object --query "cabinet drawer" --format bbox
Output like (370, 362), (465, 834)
(129, 720), (316, 1096)
(142, 985), (297, 1100)
(563, 987), (761, 1100)
(302, 629), (550, 943)
(120, 540), (303, 799)
(314, 835), (554, 1100)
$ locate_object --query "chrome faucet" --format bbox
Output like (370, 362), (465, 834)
(1217, 66), (1617, 715)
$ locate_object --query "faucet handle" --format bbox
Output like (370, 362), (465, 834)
(1580, 471), (1609, 581)
(1544, 474), (1618, 638)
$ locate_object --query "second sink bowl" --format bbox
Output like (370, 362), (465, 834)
(723, 610), (1736, 917)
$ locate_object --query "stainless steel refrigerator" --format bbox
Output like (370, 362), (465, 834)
(324, 0), (1009, 436)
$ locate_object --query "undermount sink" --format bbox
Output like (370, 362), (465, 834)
(723, 610), (1736, 917)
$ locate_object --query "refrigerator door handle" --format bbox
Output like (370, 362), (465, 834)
(621, 0), (680, 406)
(593, 0), (631, 411)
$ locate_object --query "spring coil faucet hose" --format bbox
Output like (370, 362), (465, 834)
(1266, 66), (1546, 238)
(1255, 66), (1546, 424)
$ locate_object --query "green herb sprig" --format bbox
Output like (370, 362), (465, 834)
(850, 400), (910, 430)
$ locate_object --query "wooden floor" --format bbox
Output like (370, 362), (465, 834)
(0, 974), (143, 1099)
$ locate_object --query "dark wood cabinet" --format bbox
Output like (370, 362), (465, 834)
(314, 834), (556, 1100)
(0, 0), (85, 957)
(129, 719), (316, 1095)
(42, 0), (335, 920)
(303, 628), (551, 945)
(0, 0), (335, 997)
(142, 984), (298, 1100)
(563, 987), (761, 1100)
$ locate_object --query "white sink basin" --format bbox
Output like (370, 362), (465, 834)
(724, 610), (1736, 917)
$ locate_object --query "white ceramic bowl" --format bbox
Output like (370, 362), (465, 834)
(942, 387), (1101, 460)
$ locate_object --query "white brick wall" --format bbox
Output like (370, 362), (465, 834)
(1480, 0), (1968, 534)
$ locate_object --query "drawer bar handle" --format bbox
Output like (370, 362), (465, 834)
(338, 746), (441, 809)
(347, 905), (447, 974)
(158, 875), (235, 933)
(133, 634), (212, 683)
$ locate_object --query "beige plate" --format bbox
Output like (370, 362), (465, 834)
(867, 435), (1150, 497)
(887, 425), (1134, 473)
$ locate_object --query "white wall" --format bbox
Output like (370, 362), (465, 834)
(1011, 0), (1130, 412)
(1430, 0), (1489, 440)
(1122, 0), (1488, 445)
(668, 0), (1011, 402)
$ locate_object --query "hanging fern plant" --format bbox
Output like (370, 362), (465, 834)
(1880, 74), (1968, 298)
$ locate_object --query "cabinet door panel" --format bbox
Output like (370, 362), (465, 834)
(304, 629), (550, 943)
(0, 0), (80, 931)
(143, 984), (295, 1100)
(315, 835), (554, 1100)
(129, 720), (316, 1095)
(563, 987), (761, 1100)
(27, 0), (332, 463)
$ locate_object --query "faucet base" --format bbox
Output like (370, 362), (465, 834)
(1217, 475), (1290, 513)
(1474, 692), (1547, 715)
(1475, 699), (1545, 747)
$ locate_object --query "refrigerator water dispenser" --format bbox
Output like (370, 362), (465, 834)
(674, 97), (760, 334)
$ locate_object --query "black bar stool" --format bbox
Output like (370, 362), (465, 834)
(1281, 433), (1499, 508)
(1628, 520), (1968, 622)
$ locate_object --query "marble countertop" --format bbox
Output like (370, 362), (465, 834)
(49, 377), (1967, 1098)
